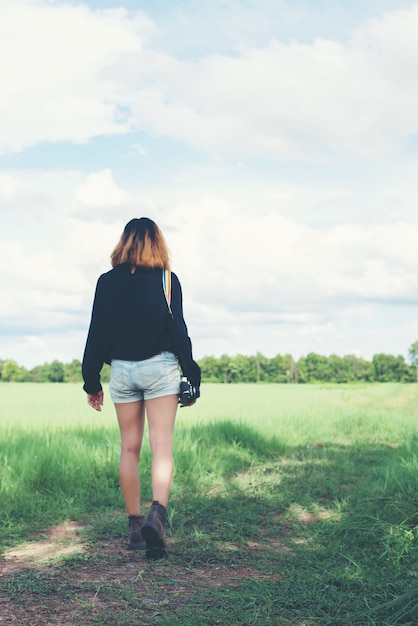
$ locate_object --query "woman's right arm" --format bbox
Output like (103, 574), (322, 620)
(82, 278), (105, 394)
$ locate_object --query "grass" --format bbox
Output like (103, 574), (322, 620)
(1, 383), (418, 624)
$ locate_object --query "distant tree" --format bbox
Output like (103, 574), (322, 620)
(64, 359), (82, 382)
(218, 354), (232, 384)
(347, 355), (374, 382)
(269, 354), (295, 383)
(18, 367), (31, 382)
(29, 361), (65, 382)
(48, 360), (65, 382)
(2, 360), (24, 382)
(408, 341), (418, 383)
(302, 352), (330, 383)
(229, 354), (251, 383)
(372, 353), (411, 383)
(29, 364), (50, 383)
(286, 355), (298, 383)
(326, 354), (351, 383)
(295, 357), (307, 383)
(255, 352), (269, 382)
(198, 356), (220, 382)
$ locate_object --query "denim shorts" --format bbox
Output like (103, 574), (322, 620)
(109, 352), (181, 403)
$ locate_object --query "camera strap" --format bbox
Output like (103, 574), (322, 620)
(162, 269), (184, 368)
(162, 268), (173, 317)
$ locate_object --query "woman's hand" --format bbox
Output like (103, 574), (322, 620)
(87, 391), (104, 411)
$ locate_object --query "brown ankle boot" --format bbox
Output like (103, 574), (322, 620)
(127, 514), (146, 550)
(141, 501), (168, 560)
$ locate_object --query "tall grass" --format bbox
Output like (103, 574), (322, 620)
(2, 382), (418, 540)
(2, 382), (418, 624)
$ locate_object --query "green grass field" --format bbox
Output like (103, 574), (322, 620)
(1, 383), (418, 625)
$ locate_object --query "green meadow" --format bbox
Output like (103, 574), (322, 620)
(1, 382), (418, 624)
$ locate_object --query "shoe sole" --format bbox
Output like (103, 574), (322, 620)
(141, 525), (167, 560)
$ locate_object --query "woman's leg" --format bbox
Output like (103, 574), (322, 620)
(145, 394), (178, 507)
(115, 401), (145, 516)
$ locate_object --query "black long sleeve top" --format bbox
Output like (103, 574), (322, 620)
(82, 263), (200, 394)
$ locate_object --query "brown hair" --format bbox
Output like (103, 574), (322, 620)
(111, 218), (170, 269)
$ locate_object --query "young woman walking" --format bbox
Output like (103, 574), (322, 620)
(82, 217), (200, 559)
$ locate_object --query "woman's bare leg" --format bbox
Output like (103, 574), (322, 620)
(145, 394), (178, 507)
(115, 401), (145, 516)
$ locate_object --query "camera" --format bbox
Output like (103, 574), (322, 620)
(179, 376), (200, 406)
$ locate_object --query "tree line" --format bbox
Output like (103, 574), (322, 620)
(2, 343), (418, 384)
(198, 351), (417, 383)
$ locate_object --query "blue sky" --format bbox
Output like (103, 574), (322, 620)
(1, 0), (418, 368)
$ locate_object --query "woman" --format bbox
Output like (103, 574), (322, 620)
(82, 217), (200, 560)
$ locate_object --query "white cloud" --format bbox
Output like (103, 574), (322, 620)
(0, 173), (19, 201)
(74, 169), (131, 210)
(102, 3), (418, 160)
(0, 1), (154, 154)
(3, 2), (418, 161)
(0, 215), (119, 345)
(298, 324), (335, 337)
(2, 168), (418, 343)
(1, 170), (418, 365)
(0, 331), (89, 369)
(166, 199), (418, 317)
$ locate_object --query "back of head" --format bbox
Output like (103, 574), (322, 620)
(111, 217), (170, 269)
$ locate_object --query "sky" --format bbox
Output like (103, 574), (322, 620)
(1, 0), (418, 369)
